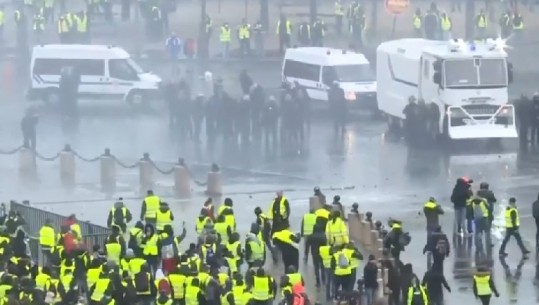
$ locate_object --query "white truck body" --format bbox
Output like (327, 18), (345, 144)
(376, 38), (517, 139)
(282, 47), (377, 108)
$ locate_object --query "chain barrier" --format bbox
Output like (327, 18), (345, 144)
(72, 151), (102, 162)
(111, 155), (138, 169)
(186, 166), (208, 186)
(0, 145), (24, 155)
(148, 159), (175, 175)
(35, 151), (60, 161)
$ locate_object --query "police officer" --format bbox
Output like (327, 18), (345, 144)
(253, 20), (265, 58)
(475, 9), (487, 39)
(311, 18), (325, 46)
(440, 12), (451, 39)
(57, 15), (69, 43)
(413, 9), (422, 37)
(140, 190), (160, 227)
(473, 266), (499, 305)
(107, 198), (132, 233)
(74, 11), (88, 43)
(297, 21), (311, 46)
(499, 198), (530, 257)
(32, 12), (45, 42)
(334, 0), (344, 33)
(512, 11), (524, 43)
(220, 22), (231, 59)
(276, 14), (292, 54)
(499, 10), (512, 39)
(238, 18), (251, 57)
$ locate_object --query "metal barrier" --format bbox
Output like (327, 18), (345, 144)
(8, 201), (111, 262)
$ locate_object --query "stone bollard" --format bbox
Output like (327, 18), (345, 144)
(139, 153), (154, 194)
(348, 213), (361, 243)
(174, 158), (191, 198)
(309, 196), (322, 210)
(59, 145), (75, 188)
(206, 163), (222, 196)
(100, 148), (116, 192)
(19, 147), (36, 181)
(361, 221), (372, 249)
(382, 267), (390, 295)
(376, 238), (384, 258)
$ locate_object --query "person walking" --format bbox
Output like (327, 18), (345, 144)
(473, 266), (499, 305)
(499, 197), (530, 257)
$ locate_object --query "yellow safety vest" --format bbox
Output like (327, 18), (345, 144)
(407, 286), (428, 305)
(424, 201), (437, 209)
(287, 273), (302, 286)
(272, 229), (298, 249)
(220, 26), (231, 42)
(343, 248), (359, 269)
(252, 276), (271, 300)
(196, 217), (210, 234)
(39, 226), (55, 248)
(156, 210), (173, 231)
(0, 284), (11, 299)
(239, 25), (250, 39)
(61, 274), (73, 292)
(111, 207), (127, 221)
(128, 258), (146, 276)
(441, 16), (451, 31)
(105, 242), (122, 263)
(268, 197), (288, 220)
(71, 223), (82, 240)
(225, 241), (241, 273)
(333, 251), (352, 275)
(233, 286), (248, 305)
(215, 222), (230, 244)
(143, 234), (159, 256)
(413, 16), (421, 29)
(276, 20), (292, 35)
(315, 208), (330, 219)
(335, 2), (344, 15)
(129, 227), (143, 247)
(35, 273), (50, 291)
(144, 195), (160, 219)
(326, 218), (349, 246)
(319, 245), (332, 268)
(505, 207), (520, 228)
(513, 16), (524, 29)
(0, 10), (4, 26)
(225, 214), (236, 231)
(185, 285), (200, 305)
(474, 200), (489, 218)
(247, 240), (264, 262)
(477, 15), (487, 28)
(87, 268), (101, 290)
(302, 213), (317, 236)
(168, 273), (186, 299)
(76, 15), (87, 32)
(474, 274), (492, 296)
(91, 278), (110, 301)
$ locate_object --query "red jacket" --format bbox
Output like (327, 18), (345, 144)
(62, 232), (77, 254)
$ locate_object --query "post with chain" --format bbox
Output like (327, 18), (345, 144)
(174, 158), (191, 198)
(139, 153), (154, 195)
(206, 163), (222, 196)
(100, 148), (116, 193)
(60, 144), (76, 189)
(19, 146), (36, 182)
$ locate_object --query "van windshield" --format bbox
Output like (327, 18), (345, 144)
(126, 58), (145, 74)
(333, 64), (375, 82)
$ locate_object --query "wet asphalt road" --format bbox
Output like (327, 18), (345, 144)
(1, 59), (539, 304)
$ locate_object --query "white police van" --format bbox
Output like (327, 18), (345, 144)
(28, 44), (162, 105)
(281, 47), (377, 108)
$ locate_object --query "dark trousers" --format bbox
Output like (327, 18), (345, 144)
(479, 295), (491, 305)
(279, 35), (290, 53)
(23, 134), (36, 151)
(535, 217), (539, 250)
(323, 269), (332, 299)
(334, 274), (352, 296)
(499, 228), (527, 254)
(303, 236), (312, 259)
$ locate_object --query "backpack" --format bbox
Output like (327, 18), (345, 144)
(435, 238), (448, 256)
(135, 272), (149, 292)
(338, 252), (349, 268)
(398, 232), (411, 247)
(205, 247), (216, 265)
(161, 244), (174, 259)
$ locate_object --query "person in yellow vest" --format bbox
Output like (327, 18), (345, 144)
(512, 11), (524, 43)
(156, 287), (174, 305)
(440, 12), (452, 40)
(220, 22), (231, 60)
(89, 265), (113, 305)
(0, 5), (5, 41)
(141, 190), (161, 226)
(276, 14), (292, 54)
(57, 15), (69, 43)
(107, 198), (132, 233)
(499, 10), (512, 38)
(32, 12), (45, 42)
(301, 209), (317, 263)
(319, 243), (333, 300)
(218, 198), (236, 231)
(325, 211), (349, 247)
(331, 245), (353, 296)
(249, 268), (276, 304)
(59, 268), (78, 303)
(196, 209), (213, 236)
(168, 264), (188, 304)
(184, 277), (204, 305)
(254, 207), (272, 249)
(315, 205), (331, 229)
(343, 242), (363, 282)
(407, 275), (428, 305)
(311, 18), (325, 47)
(225, 232), (243, 275)
(36, 266), (52, 292)
(475, 9), (487, 39)
(215, 215), (232, 245)
(334, 0), (344, 34)
(499, 197), (530, 256)
(104, 225), (126, 264)
(272, 226), (300, 273)
(412, 8), (422, 37)
(66, 214), (82, 242)
(423, 197), (444, 240)
(238, 18), (251, 57)
(134, 264), (156, 304)
(281, 265), (304, 296)
(128, 221), (145, 257)
(245, 231), (265, 268)
(73, 10), (89, 43)
(39, 219), (55, 267)
(268, 191), (290, 233)
(142, 224), (160, 275)
(473, 266), (499, 305)
(155, 202), (174, 233)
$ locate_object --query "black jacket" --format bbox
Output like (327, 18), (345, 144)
(421, 271), (450, 298)
(363, 261), (378, 289)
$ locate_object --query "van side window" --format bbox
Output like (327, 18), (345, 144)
(33, 58), (104, 76)
(109, 59), (138, 80)
(283, 59), (321, 82)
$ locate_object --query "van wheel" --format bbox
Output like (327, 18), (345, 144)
(127, 90), (146, 107)
(42, 88), (60, 106)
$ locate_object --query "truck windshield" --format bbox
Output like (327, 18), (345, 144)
(126, 58), (145, 74)
(444, 58), (507, 88)
(333, 64), (375, 82)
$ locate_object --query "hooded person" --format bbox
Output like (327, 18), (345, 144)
(245, 230), (265, 268)
(142, 224), (159, 275)
(155, 202), (174, 233)
(107, 198), (132, 233)
(407, 273), (428, 305)
(423, 225), (449, 273)
(451, 177), (473, 234)
(128, 221), (145, 257)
